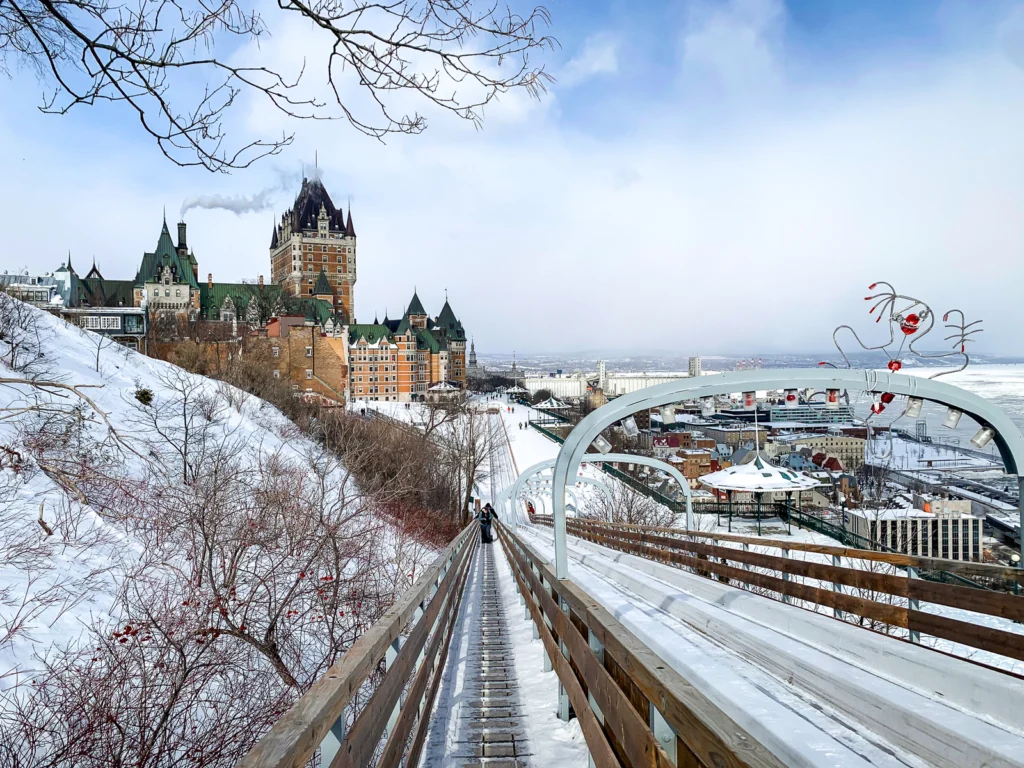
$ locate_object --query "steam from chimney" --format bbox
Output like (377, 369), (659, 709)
(179, 161), (324, 219)
(180, 188), (277, 219)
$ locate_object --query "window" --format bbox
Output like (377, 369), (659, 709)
(305, 347), (313, 357)
(175, 289), (181, 298)
(81, 316), (102, 329)
(272, 347), (280, 357)
(272, 370), (280, 379)
(305, 370), (313, 379)
(101, 316), (121, 330)
(164, 289), (170, 297)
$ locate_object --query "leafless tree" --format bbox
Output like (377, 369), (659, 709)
(584, 477), (675, 528)
(431, 400), (499, 524)
(125, 366), (231, 484)
(2, 0), (556, 172)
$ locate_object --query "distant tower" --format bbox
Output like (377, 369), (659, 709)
(269, 176), (357, 322)
(469, 339), (478, 367)
(688, 356), (701, 378)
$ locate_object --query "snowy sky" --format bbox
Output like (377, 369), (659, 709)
(3, 0), (1024, 355)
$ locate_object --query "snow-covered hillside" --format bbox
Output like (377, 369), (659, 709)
(0, 300), (429, 765)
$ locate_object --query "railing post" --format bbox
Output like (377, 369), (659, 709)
(908, 566), (920, 643)
(781, 548), (791, 604)
(318, 710), (348, 767)
(385, 635), (404, 736)
(650, 703), (678, 766)
(742, 542), (750, 571)
(557, 595), (572, 722)
(832, 554), (844, 620)
(588, 628), (605, 768)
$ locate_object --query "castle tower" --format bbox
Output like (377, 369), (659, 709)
(269, 176), (357, 322)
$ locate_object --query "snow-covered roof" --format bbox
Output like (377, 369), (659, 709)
(428, 381), (460, 391)
(699, 454), (820, 492)
(535, 396), (569, 409)
(506, 385), (529, 394)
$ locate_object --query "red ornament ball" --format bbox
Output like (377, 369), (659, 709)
(900, 313), (920, 335)
(887, 360), (902, 371)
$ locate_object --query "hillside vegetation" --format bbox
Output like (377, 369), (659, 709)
(0, 299), (444, 767)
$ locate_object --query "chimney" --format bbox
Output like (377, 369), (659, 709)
(258, 274), (264, 287)
(177, 221), (187, 251)
(207, 273), (213, 289)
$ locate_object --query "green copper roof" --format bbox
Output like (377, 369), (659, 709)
(199, 282), (283, 322)
(406, 291), (426, 317)
(416, 327), (446, 353)
(135, 219), (199, 289)
(313, 269), (332, 296)
(435, 299), (465, 341)
(349, 323), (394, 345)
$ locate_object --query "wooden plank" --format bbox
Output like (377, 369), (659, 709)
(405, 564), (467, 768)
(567, 518), (1023, 584)
(509, 538), (671, 768)
(237, 524), (475, 768)
(908, 610), (1024, 662)
(516, 532), (787, 768)
(378, 537), (474, 768)
(331, 530), (476, 768)
(573, 520), (1024, 627)
(570, 525), (909, 629)
(908, 579), (1024, 624)
(495, 528), (621, 768)
(589, 525), (911, 599)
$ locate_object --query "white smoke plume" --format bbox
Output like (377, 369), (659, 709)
(179, 162), (322, 218)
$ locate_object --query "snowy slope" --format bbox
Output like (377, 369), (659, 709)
(0, 303), (420, 683)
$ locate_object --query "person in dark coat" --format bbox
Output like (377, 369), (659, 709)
(478, 502), (497, 543)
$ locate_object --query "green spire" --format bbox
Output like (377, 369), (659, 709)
(313, 268), (332, 296)
(406, 290), (426, 317)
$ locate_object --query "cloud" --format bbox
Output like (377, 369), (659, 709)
(559, 34), (620, 87)
(3, 2), (1024, 356)
(679, 0), (784, 101)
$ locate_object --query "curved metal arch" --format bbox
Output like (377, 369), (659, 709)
(505, 453), (691, 531)
(551, 369), (1024, 578)
(525, 476), (604, 512)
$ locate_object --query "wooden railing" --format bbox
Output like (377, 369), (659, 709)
(495, 520), (783, 768)
(532, 516), (1024, 666)
(237, 523), (478, 768)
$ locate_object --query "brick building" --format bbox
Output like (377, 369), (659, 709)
(269, 177), (357, 322)
(348, 291), (467, 402)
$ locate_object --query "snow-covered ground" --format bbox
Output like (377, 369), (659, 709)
(0, 305), (423, 688)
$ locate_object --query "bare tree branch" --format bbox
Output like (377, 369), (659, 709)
(1, 0), (556, 171)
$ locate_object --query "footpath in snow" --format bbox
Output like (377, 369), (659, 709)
(420, 537), (588, 767)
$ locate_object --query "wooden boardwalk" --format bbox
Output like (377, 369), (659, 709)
(422, 541), (532, 767)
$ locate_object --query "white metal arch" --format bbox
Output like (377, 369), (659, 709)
(551, 369), (1024, 578)
(524, 476), (600, 512)
(503, 453), (692, 532)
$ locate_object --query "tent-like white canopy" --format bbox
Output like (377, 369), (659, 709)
(428, 381), (460, 391)
(699, 454), (819, 493)
(534, 396), (569, 410)
(506, 385), (529, 394)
